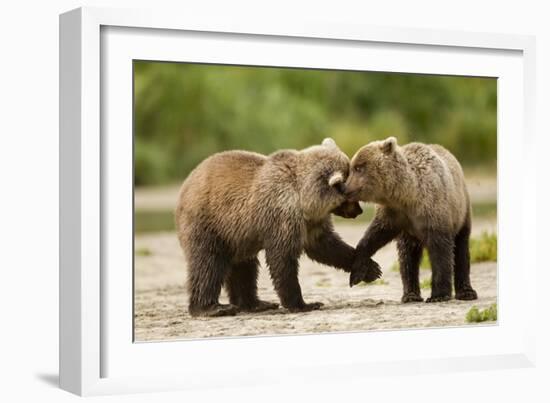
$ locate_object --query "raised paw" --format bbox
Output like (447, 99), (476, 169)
(455, 288), (478, 301)
(287, 301), (324, 313)
(189, 303), (239, 317)
(401, 293), (424, 303)
(426, 295), (451, 303)
(350, 258), (382, 287)
(240, 300), (279, 313)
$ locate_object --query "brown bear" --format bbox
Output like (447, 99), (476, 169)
(345, 137), (477, 303)
(175, 139), (381, 317)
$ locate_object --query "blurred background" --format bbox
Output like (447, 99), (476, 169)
(134, 61), (497, 233)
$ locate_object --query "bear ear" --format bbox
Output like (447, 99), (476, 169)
(322, 137), (338, 149)
(328, 171), (344, 187)
(381, 137), (397, 154)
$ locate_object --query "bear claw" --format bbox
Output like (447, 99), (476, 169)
(401, 293), (424, 303)
(455, 288), (478, 300)
(426, 295), (451, 303)
(240, 300), (279, 313)
(287, 302), (324, 313)
(190, 303), (239, 317)
(349, 259), (382, 287)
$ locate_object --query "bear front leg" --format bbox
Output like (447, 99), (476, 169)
(425, 231), (454, 303)
(350, 211), (399, 287)
(453, 221), (478, 301)
(225, 258), (279, 313)
(265, 248), (323, 313)
(304, 220), (355, 272)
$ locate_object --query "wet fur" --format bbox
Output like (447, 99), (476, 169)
(346, 138), (477, 302)
(176, 141), (370, 317)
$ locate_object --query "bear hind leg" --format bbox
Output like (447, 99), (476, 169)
(266, 248), (323, 313)
(186, 242), (238, 317)
(453, 222), (478, 300)
(425, 231), (454, 303)
(397, 233), (424, 303)
(225, 258), (278, 313)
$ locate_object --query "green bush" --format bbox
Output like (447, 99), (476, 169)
(390, 251), (430, 272)
(466, 304), (497, 323)
(419, 277), (432, 290)
(420, 251), (431, 269)
(470, 232), (497, 263)
(390, 233), (496, 272)
(134, 62), (497, 185)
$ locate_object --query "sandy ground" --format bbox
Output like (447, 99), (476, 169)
(134, 220), (497, 341)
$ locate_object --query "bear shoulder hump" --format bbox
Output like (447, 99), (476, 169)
(266, 150), (299, 175)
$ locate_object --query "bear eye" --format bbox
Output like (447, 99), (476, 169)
(354, 164), (365, 173)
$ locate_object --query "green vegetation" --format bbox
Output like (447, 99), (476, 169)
(470, 231), (497, 263)
(133, 62), (497, 235)
(390, 251), (430, 272)
(135, 210), (175, 233)
(419, 277), (432, 290)
(135, 247), (152, 256)
(134, 61), (496, 186)
(472, 202), (497, 218)
(420, 251), (431, 269)
(356, 278), (389, 287)
(466, 303), (497, 323)
(388, 232), (497, 273)
(315, 278), (332, 288)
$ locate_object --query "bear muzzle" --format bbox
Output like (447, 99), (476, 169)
(343, 187), (361, 202)
(331, 200), (363, 219)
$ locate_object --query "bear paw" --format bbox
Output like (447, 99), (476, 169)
(189, 303), (239, 317)
(426, 295), (451, 303)
(455, 288), (478, 300)
(349, 258), (382, 287)
(401, 293), (424, 303)
(240, 300), (279, 313)
(287, 301), (324, 313)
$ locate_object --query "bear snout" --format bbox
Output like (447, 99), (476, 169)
(334, 181), (346, 195)
(332, 200), (363, 219)
(343, 187), (361, 202)
(346, 201), (363, 218)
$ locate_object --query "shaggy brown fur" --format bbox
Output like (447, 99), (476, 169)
(175, 139), (380, 317)
(345, 137), (477, 303)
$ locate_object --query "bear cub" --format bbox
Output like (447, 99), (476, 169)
(345, 137), (477, 303)
(175, 139), (381, 317)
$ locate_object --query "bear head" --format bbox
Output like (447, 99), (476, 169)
(344, 137), (410, 205)
(297, 138), (361, 220)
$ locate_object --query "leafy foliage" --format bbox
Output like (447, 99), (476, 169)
(466, 304), (497, 323)
(389, 232), (497, 273)
(470, 231), (497, 263)
(419, 277), (432, 290)
(134, 62), (496, 185)
(390, 251), (430, 272)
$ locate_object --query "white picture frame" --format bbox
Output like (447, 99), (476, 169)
(59, 6), (537, 396)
